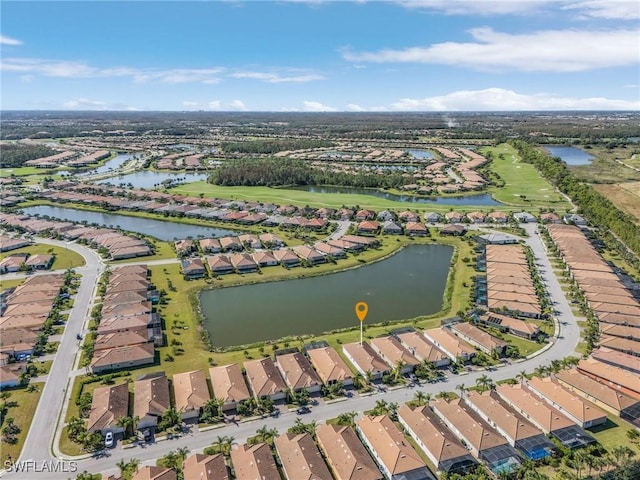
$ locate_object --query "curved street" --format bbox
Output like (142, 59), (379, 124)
(2, 222), (583, 479)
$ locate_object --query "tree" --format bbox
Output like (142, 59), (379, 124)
(201, 398), (224, 424)
(288, 418), (317, 437)
(254, 425), (278, 446)
(413, 390), (429, 406)
(117, 458), (140, 480)
(456, 384), (467, 398)
(516, 370), (527, 385)
(67, 416), (86, 441)
(336, 411), (357, 427)
(158, 406), (181, 432)
(475, 374), (495, 392)
(392, 359), (406, 382)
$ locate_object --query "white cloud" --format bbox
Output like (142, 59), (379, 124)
(1, 58), (224, 83)
(230, 71), (325, 83)
(562, 0), (640, 20)
(346, 103), (366, 111)
(302, 100), (337, 111)
(181, 100), (247, 111)
(390, 88), (640, 111)
(0, 35), (23, 46)
(63, 98), (108, 110)
(342, 27), (639, 72)
(396, 0), (548, 16)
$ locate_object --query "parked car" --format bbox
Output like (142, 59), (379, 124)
(296, 406), (311, 415)
(104, 431), (114, 448)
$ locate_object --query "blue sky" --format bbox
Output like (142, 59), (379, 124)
(1, 1), (639, 111)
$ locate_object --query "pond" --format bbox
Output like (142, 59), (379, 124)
(406, 149), (435, 159)
(545, 146), (594, 166)
(292, 185), (501, 205)
(94, 170), (209, 189)
(80, 153), (133, 176)
(21, 205), (242, 241)
(200, 244), (453, 346)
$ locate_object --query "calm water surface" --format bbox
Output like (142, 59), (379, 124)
(80, 153), (133, 176)
(545, 146), (594, 166)
(292, 185), (501, 205)
(22, 205), (241, 241)
(95, 170), (208, 189)
(201, 244), (453, 346)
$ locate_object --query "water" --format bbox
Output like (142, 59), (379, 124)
(406, 149), (435, 159)
(201, 244), (453, 346)
(94, 170), (208, 189)
(80, 153), (133, 176)
(292, 185), (501, 205)
(545, 146), (594, 166)
(22, 205), (241, 241)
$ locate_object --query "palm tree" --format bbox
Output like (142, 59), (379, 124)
(256, 425), (278, 446)
(475, 374), (495, 392)
(352, 372), (365, 389)
(336, 411), (357, 427)
(456, 383), (467, 399)
(516, 370), (527, 385)
(176, 446), (190, 462)
(413, 390), (428, 406)
(392, 359), (406, 382)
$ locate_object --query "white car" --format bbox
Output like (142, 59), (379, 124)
(104, 432), (114, 448)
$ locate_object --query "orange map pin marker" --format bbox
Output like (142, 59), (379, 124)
(355, 302), (369, 322)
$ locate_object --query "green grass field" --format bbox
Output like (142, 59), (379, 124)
(0, 278), (24, 291)
(0, 384), (44, 464)
(0, 243), (85, 270)
(171, 182), (513, 213)
(482, 144), (571, 209)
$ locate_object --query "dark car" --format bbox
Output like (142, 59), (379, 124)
(296, 406), (311, 414)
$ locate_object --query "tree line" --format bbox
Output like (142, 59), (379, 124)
(208, 157), (410, 188)
(510, 140), (640, 257)
(1, 143), (56, 167)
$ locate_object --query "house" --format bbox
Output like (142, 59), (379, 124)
(230, 443), (280, 480)
(355, 209), (376, 221)
(423, 328), (476, 363)
(306, 346), (353, 386)
(292, 244), (326, 264)
(87, 383), (129, 434)
(304, 218), (328, 231)
(25, 254), (54, 270)
(0, 328), (38, 359)
(342, 342), (390, 380)
(577, 357), (640, 399)
(377, 210), (396, 222)
(209, 363), (251, 412)
(338, 208), (354, 220)
(431, 398), (521, 475)
(275, 351), (323, 393)
(450, 322), (508, 357)
(220, 236), (243, 252)
(183, 453), (229, 480)
(357, 221), (380, 235)
(244, 358), (287, 401)
(316, 424), (382, 480)
(0, 236), (30, 252)
(495, 383), (595, 449)
(316, 207), (337, 219)
(199, 238), (221, 254)
(526, 377), (608, 428)
(370, 336), (419, 374)
(206, 255), (234, 275)
(273, 249), (300, 267)
(444, 211), (463, 223)
(466, 211), (486, 224)
(564, 214), (587, 225)
(90, 343), (155, 373)
(238, 234), (261, 249)
(252, 250), (279, 267)
(173, 370), (211, 420)
(405, 221), (428, 236)
(356, 415), (435, 480)
(487, 211), (508, 223)
(513, 212), (536, 223)
(313, 242), (346, 259)
(477, 233), (518, 244)
(258, 233), (285, 248)
(464, 390), (555, 460)
(394, 330), (450, 367)
(398, 404), (477, 476)
(181, 257), (206, 279)
(131, 466), (176, 480)
(382, 220), (403, 235)
(134, 372), (171, 431)
(94, 331), (150, 351)
(439, 224), (467, 236)
(424, 212), (442, 223)
(399, 211), (419, 223)
(230, 253), (259, 273)
(476, 312), (539, 339)
(540, 212), (561, 224)
(0, 255), (27, 273)
(0, 365), (22, 389)
(274, 432), (333, 480)
(174, 239), (194, 256)
(555, 369), (640, 428)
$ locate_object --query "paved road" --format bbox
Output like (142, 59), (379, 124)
(15, 238), (104, 466)
(1, 222), (584, 479)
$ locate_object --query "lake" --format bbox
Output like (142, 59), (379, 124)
(406, 149), (435, 159)
(545, 146), (594, 166)
(200, 244), (453, 346)
(22, 205), (241, 241)
(95, 170), (209, 189)
(292, 185), (501, 205)
(80, 153), (133, 176)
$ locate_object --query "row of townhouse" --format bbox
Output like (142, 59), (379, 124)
(0, 213), (151, 260)
(482, 243), (542, 318)
(89, 265), (161, 373)
(546, 224), (640, 363)
(0, 274), (66, 388)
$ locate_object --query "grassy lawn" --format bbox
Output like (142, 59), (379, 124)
(0, 166), (60, 177)
(0, 383), (44, 464)
(0, 243), (85, 270)
(589, 414), (640, 455)
(570, 145), (640, 184)
(482, 143), (570, 209)
(107, 239), (177, 265)
(170, 182), (514, 213)
(0, 278), (24, 291)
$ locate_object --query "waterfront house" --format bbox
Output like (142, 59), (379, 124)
(206, 255), (234, 275)
(244, 358), (287, 401)
(134, 372), (171, 431)
(181, 257), (206, 279)
(173, 370), (211, 420)
(275, 351), (322, 393)
(306, 345), (353, 386)
(209, 363), (251, 412)
(342, 342), (390, 380)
